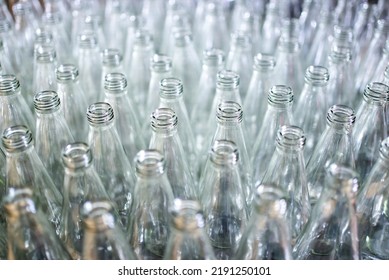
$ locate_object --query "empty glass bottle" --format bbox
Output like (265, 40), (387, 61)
(293, 163), (360, 260)
(251, 85), (294, 187)
(164, 199), (215, 260)
(55, 64), (88, 141)
(127, 149), (174, 260)
(34, 90), (74, 194)
(353, 82), (389, 181)
(4, 188), (70, 260)
(2, 125), (62, 233)
(58, 142), (112, 260)
(81, 200), (137, 260)
(200, 139), (249, 260)
(235, 184), (293, 260)
(149, 108), (197, 200)
(306, 105), (356, 206)
(87, 102), (135, 228)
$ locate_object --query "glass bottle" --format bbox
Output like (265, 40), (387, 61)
(260, 1), (281, 55)
(235, 184), (293, 260)
(103, 73), (145, 163)
(357, 137), (389, 259)
(293, 163), (360, 260)
(0, 74), (35, 138)
(149, 108), (197, 200)
(163, 199), (215, 260)
(306, 105), (356, 206)
(32, 44), (57, 98)
(2, 125), (62, 232)
(4, 188), (70, 260)
(100, 48), (124, 98)
(294, 66), (330, 161)
(81, 200), (137, 260)
(86, 102), (135, 228)
(353, 82), (389, 181)
(200, 139), (248, 260)
(127, 149), (175, 260)
(34, 90), (74, 193)
(141, 0), (166, 49)
(243, 53), (276, 147)
(58, 142), (112, 260)
(261, 125), (310, 243)
(55, 64), (89, 141)
(251, 85), (294, 187)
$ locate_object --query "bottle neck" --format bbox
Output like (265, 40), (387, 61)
(170, 199), (205, 231)
(82, 201), (117, 231)
(56, 64), (80, 84)
(33, 90), (61, 115)
(87, 102), (115, 128)
(216, 69), (240, 91)
(62, 142), (93, 171)
(275, 125), (305, 152)
(267, 85), (294, 109)
(216, 101), (243, 126)
(362, 82), (389, 105)
(2, 125), (33, 153)
(104, 73), (128, 95)
(150, 107), (178, 135)
(159, 78), (183, 100)
(0, 74), (21, 97)
(326, 104), (355, 133)
(209, 139), (239, 167)
(134, 149), (166, 179)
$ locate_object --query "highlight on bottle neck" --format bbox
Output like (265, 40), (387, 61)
(0, 19), (12, 33)
(304, 65), (329, 86)
(216, 69), (240, 90)
(267, 85), (294, 108)
(276, 125), (306, 151)
(62, 142), (93, 170)
(0, 74), (21, 96)
(363, 82), (389, 104)
(253, 53), (276, 72)
(280, 18), (299, 41)
(202, 48), (225, 68)
(101, 48), (122, 67)
(150, 54), (172, 73)
(333, 24), (354, 47)
(209, 139), (239, 167)
(81, 200), (116, 230)
(2, 125), (33, 152)
(216, 101), (243, 125)
(326, 163), (359, 194)
(34, 27), (54, 47)
(159, 77), (183, 99)
(34, 90), (61, 114)
(253, 184), (288, 217)
(134, 149), (165, 178)
(56, 64), (79, 82)
(34, 44), (56, 63)
(150, 107), (178, 133)
(230, 31), (252, 50)
(376, 19), (389, 35)
(104, 72), (127, 93)
(87, 102), (114, 126)
(77, 31), (98, 49)
(170, 199), (205, 231)
(326, 104), (355, 131)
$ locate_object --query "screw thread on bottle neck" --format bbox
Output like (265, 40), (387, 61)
(304, 65), (330, 86)
(34, 90), (61, 114)
(62, 142), (93, 170)
(56, 64), (79, 82)
(203, 49), (225, 68)
(216, 101), (243, 125)
(104, 73), (127, 93)
(101, 48), (122, 67)
(87, 102), (114, 126)
(363, 82), (389, 104)
(210, 139), (239, 166)
(150, 54), (172, 72)
(326, 104), (355, 131)
(171, 199), (204, 231)
(2, 125), (33, 152)
(150, 107), (178, 133)
(216, 70), (240, 90)
(34, 45), (56, 63)
(253, 53), (276, 72)
(276, 125), (305, 151)
(267, 85), (294, 108)
(134, 149), (165, 178)
(81, 200), (116, 230)
(0, 74), (21, 96)
(159, 78), (183, 99)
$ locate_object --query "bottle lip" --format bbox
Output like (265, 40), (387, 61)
(209, 139), (239, 166)
(363, 82), (389, 103)
(77, 31), (98, 49)
(134, 149), (165, 177)
(42, 11), (63, 25)
(327, 104), (355, 129)
(277, 37), (300, 53)
(253, 184), (288, 215)
(2, 125), (33, 152)
(326, 163), (359, 193)
(34, 90), (61, 114)
(159, 77), (183, 99)
(304, 65), (330, 86)
(56, 64), (79, 81)
(150, 107), (178, 132)
(376, 19), (389, 34)
(280, 18), (299, 41)
(81, 200), (116, 230)
(268, 85), (294, 107)
(230, 31), (252, 50)
(104, 72), (127, 93)
(87, 102), (114, 126)
(328, 45), (352, 63)
(34, 27), (54, 46)
(62, 142), (93, 170)
(133, 29), (153, 47)
(34, 44), (56, 63)
(170, 199), (205, 230)
(202, 48), (225, 67)
(216, 101), (243, 124)
(0, 74), (21, 96)
(216, 69), (240, 89)
(276, 125), (306, 150)
(173, 29), (192, 47)
(253, 53), (276, 71)
(150, 53), (172, 72)
(101, 48), (123, 66)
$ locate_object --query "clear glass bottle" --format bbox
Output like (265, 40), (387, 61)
(353, 82), (389, 181)
(243, 53), (276, 147)
(34, 90), (74, 193)
(294, 65), (330, 161)
(149, 108), (197, 200)
(32, 44), (57, 98)
(261, 125), (310, 243)
(251, 85), (294, 187)
(81, 200), (137, 260)
(127, 149), (175, 260)
(4, 188), (70, 260)
(293, 164), (360, 260)
(58, 142), (112, 260)
(87, 102), (135, 228)
(200, 139), (248, 260)
(2, 125), (62, 233)
(55, 64), (89, 142)
(306, 105), (356, 206)
(163, 199), (215, 260)
(103, 72), (145, 162)
(235, 184), (293, 260)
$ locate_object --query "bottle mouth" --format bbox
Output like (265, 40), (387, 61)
(280, 18), (299, 40)
(376, 19), (389, 34)
(133, 30), (153, 47)
(216, 101), (243, 124)
(254, 184), (288, 216)
(150, 107), (178, 132)
(203, 48), (225, 67)
(209, 139), (239, 166)
(56, 64), (79, 81)
(216, 69), (240, 89)
(304, 65), (329, 86)
(159, 77), (183, 99)
(134, 149), (165, 177)
(34, 27), (54, 46)
(230, 31), (252, 49)
(277, 37), (300, 53)
(81, 200), (116, 230)
(2, 125), (33, 152)
(128, 14), (146, 28)
(363, 82), (389, 103)
(328, 45), (352, 63)
(170, 199), (204, 230)
(34, 45), (56, 63)
(101, 48), (122, 66)
(173, 29), (192, 47)
(104, 73), (127, 93)
(326, 163), (359, 193)
(326, 104), (355, 129)
(0, 74), (21, 96)
(77, 31), (98, 49)
(150, 54), (172, 72)
(62, 142), (93, 170)
(34, 90), (61, 114)
(87, 102), (114, 126)
(268, 85), (294, 107)
(253, 53), (276, 71)
(3, 188), (37, 217)
(276, 125), (305, 150)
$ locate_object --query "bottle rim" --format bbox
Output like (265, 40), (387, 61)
(101, 48), (123, 66)
(56, 64), (79, 81)
(253, 184), (288, 215)
(62, 142), (93, 170)
(34, 44), (56, 63)
(267, 85), (294, 107)
(216, 69), (240, 89)
(326, 163), (359, 193)
(363, 82), (389, 103)
(2, 125), (33, 152)
(34, 90), (61, 114)
(209, 139), (239, 166)
(159, 77), (183, 99)
(87, 102), (114, 126)
(150, 107), (178, 132)
(203, 48), (225, 67)
(253, 53), (276, 71)
(304, 65), (330, 86)
(326, 104), (355, 129)
(104, 72), (127, 93)
(170, 199), (205, 230)
(0, 74), (21, 96)
(150, 54), (172, 72)
(134, 149), (165, 177)
(77, 31), (98, 49)
(3, 188), (37, 217)
(276, 125), (306, 151)
(216, 101), (243, 124)
(81, 200), (116, 230)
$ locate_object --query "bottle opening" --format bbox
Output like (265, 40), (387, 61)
(62, 142), (93, 170)
(134, 149), (165, 177)
(254, 184), (288, 215)
(210, 139), (239, 166)
(216, 69), (240, 89)
(363, 82), (389, 103)
(56, 64), (79, 81)
(327, 163), (359, 193)
(150, 54), (172, 72)
(230, 31), (252, 49)
(253, 53), (276, 71)
(101, 48), (122, 66)
(34, 28), (54, 46)
(104, 73), (127, 93)
(304, 65), (329, 86)
(34, 44), (56, 63)
(77, 31), (98, 49)
(87, 102), (114, 126)
(216, 101), (243, 124)
(203, 49), (225, 67)
(81, 200), (116, 230)
(268, 85), (294, 107)
(276, 125), (305, 150)
(3, 188), (37, 217)
(0, 19), (12, 33)
(2, 125), (33, 152)
(0, 74), (21, 96)
(159, 78), (183, 98)
(134, 30), (153, 47)
(150, 107), (178, 132)
(34, 90), (61, 114)
(170, 199), (204, 230)
(326, 104), (355, 129)
(328, 45), (352, 63)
